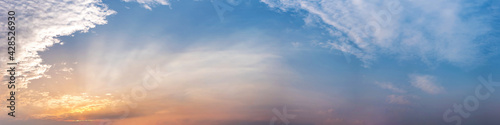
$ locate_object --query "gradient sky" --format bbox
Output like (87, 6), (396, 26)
(1, 0), (500, 125)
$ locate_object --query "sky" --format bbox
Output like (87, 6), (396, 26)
(0, 0), (500, 125)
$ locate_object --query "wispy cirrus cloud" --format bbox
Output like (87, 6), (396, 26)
(386, 94), (409, 104)
(375, 82), (413, 104)
(261, 0), (500, 67)
(70, 30), (338, 124)
(409, 74), (444, 94)
(121, 0), (170, 10)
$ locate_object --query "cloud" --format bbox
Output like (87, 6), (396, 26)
(261, 0), (500, 67)
(2, 90), (120, 121)
(0, 0), (115, 88)
(121, 0), (170, 10)
(375, 82), (412, 104)
(386, 94), (409, 104)
(292, 42), (300, 48)
(409, 74), (444, 94)
(60, 67), (73, 73)
(375, 82), (406, 93)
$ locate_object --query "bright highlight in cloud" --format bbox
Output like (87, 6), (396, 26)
(122, 0), (170, 10)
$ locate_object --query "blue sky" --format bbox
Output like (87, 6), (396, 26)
(1, 0), (500, 125)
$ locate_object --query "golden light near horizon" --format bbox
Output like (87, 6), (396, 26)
(26, 92), (119, 121)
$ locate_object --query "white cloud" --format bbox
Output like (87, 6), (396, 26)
(386, 94), (409, 104)
(71, 30), (341, 123)
(60, 67), (73, 73)
(375, 82), (406, 93)
(409, 74), (444, 94)
(122, 0), (170, 10)
(14, 90), (120, 120)
(0, 0), (116, 88)
(261, 0), (499, 67)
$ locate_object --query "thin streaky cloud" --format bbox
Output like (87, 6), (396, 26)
(409, 74), (444, 94)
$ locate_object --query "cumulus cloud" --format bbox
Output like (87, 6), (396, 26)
(409, 74), (444, 94)
(122, 0), (170, 10)
(0, 0), (115, 88)
(261, 0), (500, 67)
